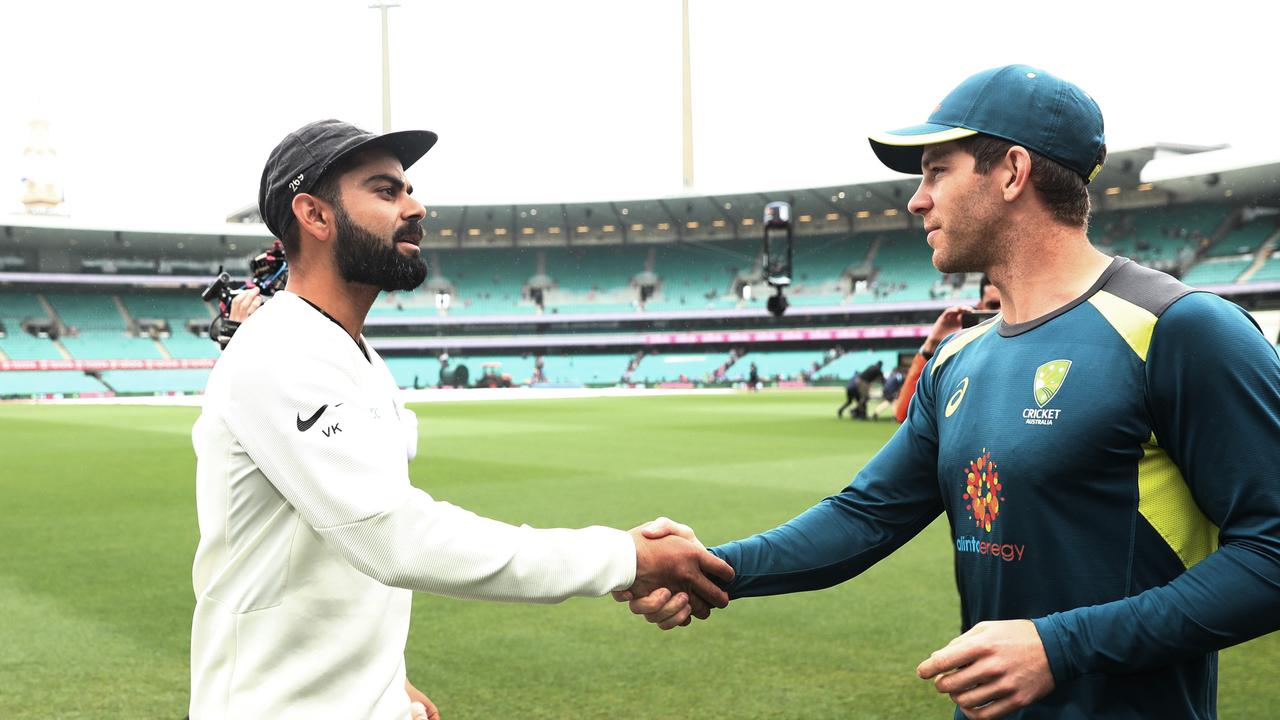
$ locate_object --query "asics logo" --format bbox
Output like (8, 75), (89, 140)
(945, 377), (969, 418)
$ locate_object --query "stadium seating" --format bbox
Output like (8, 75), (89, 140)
(1096, 204), (1225, 262)
(540, 354), (631, 385)
(641, 241), (744, 310)
(44, 291), (127, 332)
(434, 247), (539, 315)
(736, 350), (830, 382)
(0, 370), (107, 397)
(818, 348), (910, 382)
(382, 356), (445, 388)
(1251, 252), (1280, 282)
(1182, 258), (1251, 286)
(632, 352), (733, 384)
(544, 246), (649, 294)
(60, 331), (165, 360)
(1206, 218), (1274, 258)
(0, 289), (50, 322)
(0, 330), (63, 360)
(4, 202), (1276, 402)
(163, 330), (220, 359)
(0, 290), (62, 359)
(120, 291), (212, 322)
(116, 291), (221, 359)
(98, 369), (211, 394)
(870, 232), (943, 301)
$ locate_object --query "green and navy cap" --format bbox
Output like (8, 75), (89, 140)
(869, 64), (1106, 183)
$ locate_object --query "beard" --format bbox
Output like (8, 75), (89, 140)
(929, 185), (1006, 274)
(332, 205), (428, 292)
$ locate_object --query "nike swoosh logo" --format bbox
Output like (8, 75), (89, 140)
(297, 405), (328, 432)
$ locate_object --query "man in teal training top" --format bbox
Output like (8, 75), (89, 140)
(622, 65), (1280, 720)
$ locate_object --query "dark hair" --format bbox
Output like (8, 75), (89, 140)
(954, 135), (1106, 229)
(280, 159), (352, 258)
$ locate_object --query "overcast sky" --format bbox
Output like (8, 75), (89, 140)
(0, 0), (1274, 226)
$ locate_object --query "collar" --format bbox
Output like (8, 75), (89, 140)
(295, 294), (371, 362)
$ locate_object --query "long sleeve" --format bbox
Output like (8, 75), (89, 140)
(1032, 293), (1280, 681)
(224, 351), (635, 603)
(711, 354), (945, 597)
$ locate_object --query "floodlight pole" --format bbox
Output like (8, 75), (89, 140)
(370, 2), (401, 133)
(681, 0), (695, 190)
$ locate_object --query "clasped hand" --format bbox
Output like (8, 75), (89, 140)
(616, 517), (733, 630)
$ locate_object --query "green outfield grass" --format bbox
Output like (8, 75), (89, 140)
(0, 393), (1276, 719)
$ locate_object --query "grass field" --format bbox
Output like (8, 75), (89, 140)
(0, 392), (1276, 719)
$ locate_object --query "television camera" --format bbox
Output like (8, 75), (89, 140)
(200, 240), (289, 348)
(762, 201), (794, 317)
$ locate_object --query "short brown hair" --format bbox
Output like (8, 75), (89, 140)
(954, 134), (1106, 229)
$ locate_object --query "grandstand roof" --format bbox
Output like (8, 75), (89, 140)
(3, 144), (1272, 271)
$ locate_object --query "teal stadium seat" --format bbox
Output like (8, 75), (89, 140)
(1250, 252), (1280, 282)
(386, 355), (542, 387)
(98, 369), (211, 394)
(0, 290), (62, 359)
(436, 247), (539, 316)
(1206, 218), (1274, 258)
(871, 232), (942, 301)
(737, 350), (829, 381)
(44, 291), (127, 332)
(164, 330), (220, 359)
(0, 330), (63, 360)
(649, 241), (753, 310)
(370, 287), (440, 317)
(632, 353), (730, 384)
(0, 289), (50, 322)
(1096, 204), (1225, 263)
(0, 370), (107, 397)
(1181, 258), (1251, 286)
(120, 291), (211, 322)
(539, 354), (631, 385)
(60, 331), (165, 360)
(543, 246), (649, 295)
(382, 356), (445, 388)
(819, 349), (909, 382)
(119, 291), (220, 359)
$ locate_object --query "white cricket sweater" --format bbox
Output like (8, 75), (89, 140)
(189, 291), (636, 719)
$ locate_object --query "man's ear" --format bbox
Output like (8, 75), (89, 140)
(1001, 146), (1033, 203)
(292, 193), (335, 244)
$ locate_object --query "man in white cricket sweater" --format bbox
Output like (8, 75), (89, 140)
(189, 120), (733, 719)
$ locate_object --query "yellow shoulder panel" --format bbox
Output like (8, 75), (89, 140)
(930, 320), (999, 376)
(1088, 290), (1157, 362)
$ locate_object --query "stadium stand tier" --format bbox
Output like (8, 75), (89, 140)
(4, 176), (1280, 398)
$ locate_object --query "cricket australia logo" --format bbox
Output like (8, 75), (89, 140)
(1023, 359), (1071, 426)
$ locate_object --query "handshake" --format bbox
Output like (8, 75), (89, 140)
(618, 517), (734, 630)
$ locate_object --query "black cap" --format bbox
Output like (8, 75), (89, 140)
(258, 119), (438, 240)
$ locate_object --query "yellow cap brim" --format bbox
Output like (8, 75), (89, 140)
(868, 126), (978, 175)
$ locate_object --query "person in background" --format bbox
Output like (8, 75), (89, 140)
(836, 360), (883, 419)
(894, 277), (1001, 423)
(870, 364), (905, 420)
